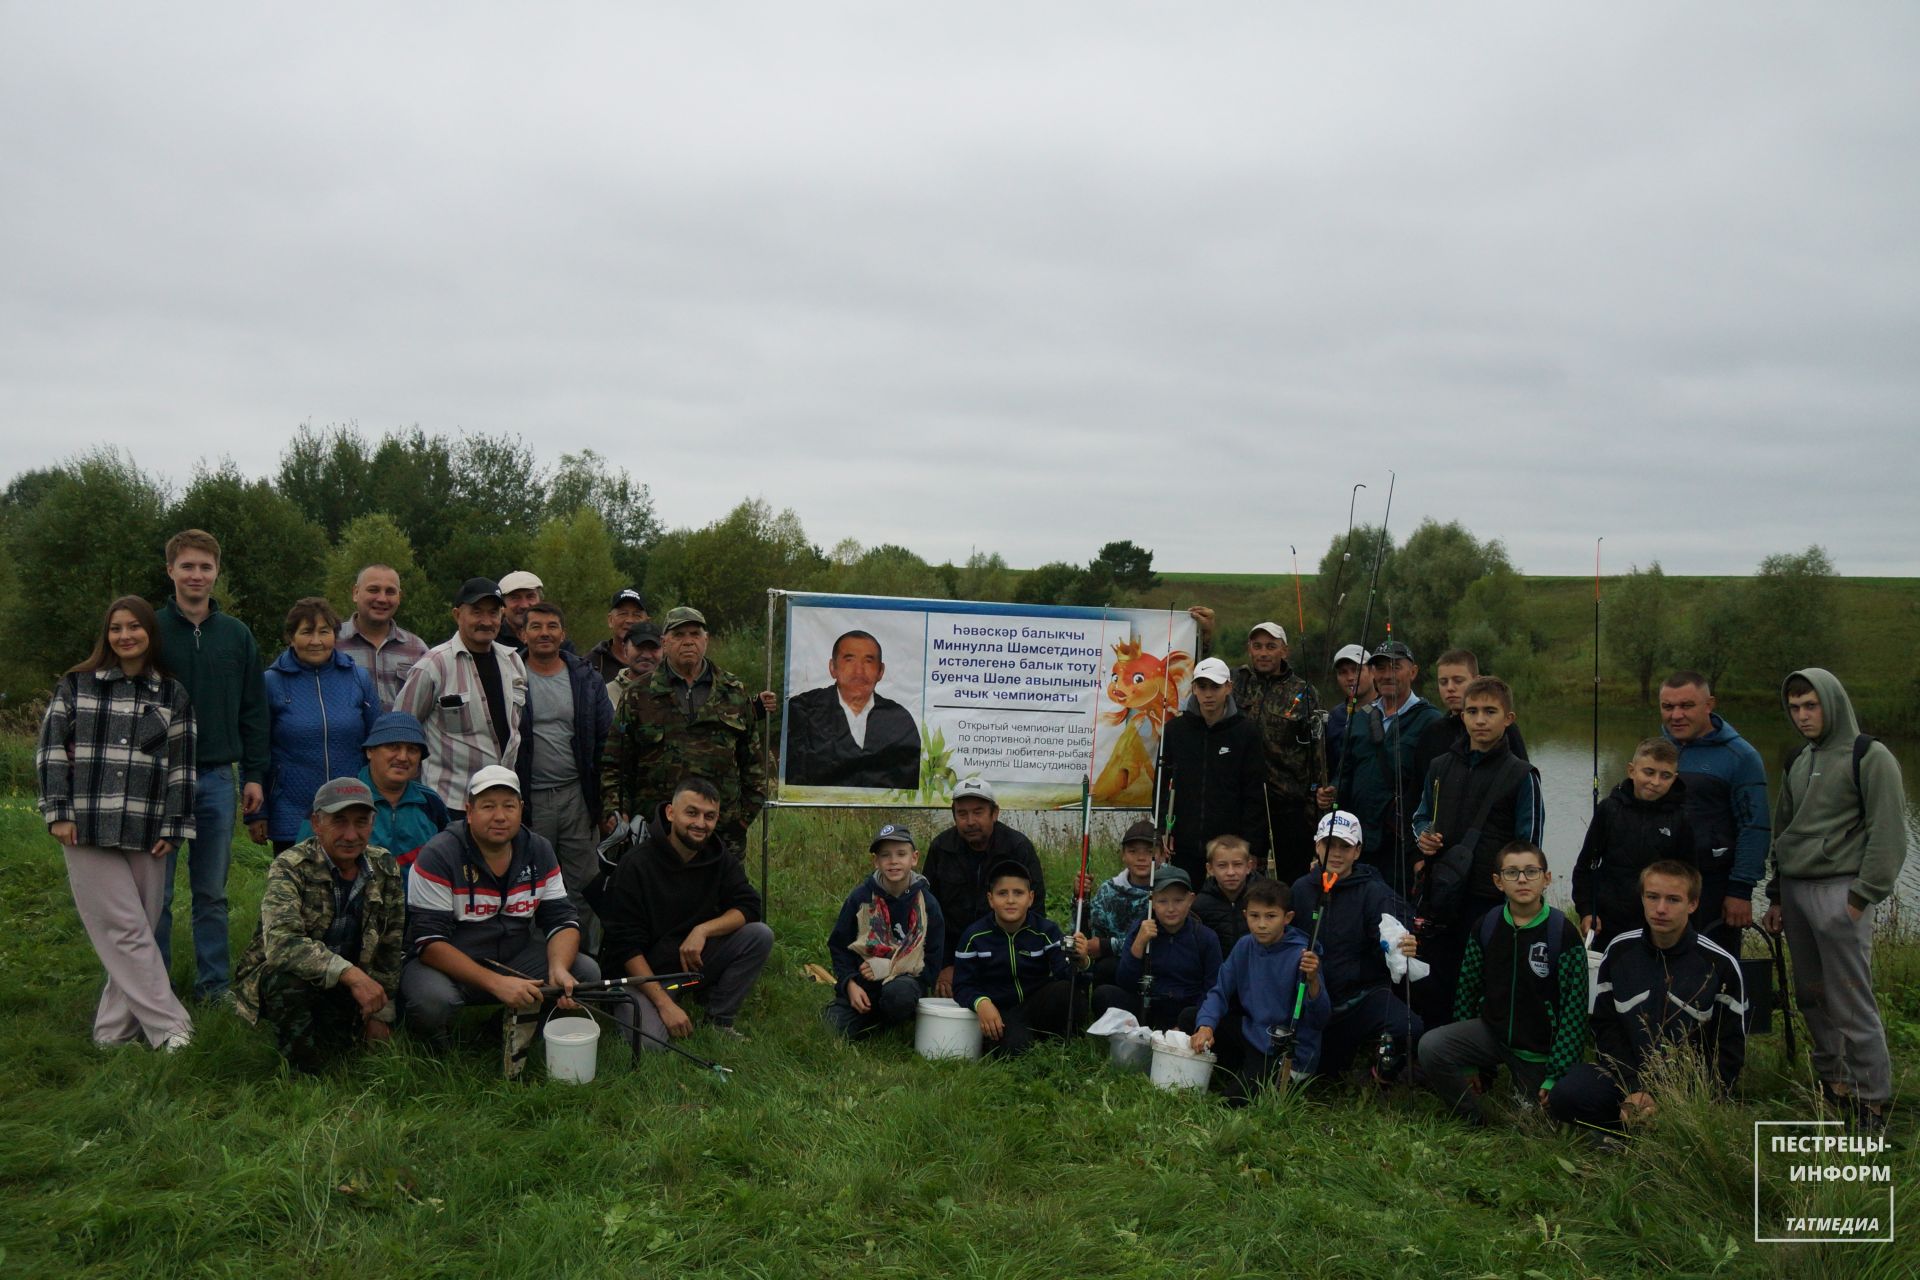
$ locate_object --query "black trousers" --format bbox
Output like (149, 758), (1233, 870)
(1546, 1062), (1629, 1133)
(1265, 794), (1318, 885)
(987, 979), (1081, 1057)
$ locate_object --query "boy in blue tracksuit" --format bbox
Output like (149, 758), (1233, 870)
(822, 824), (946, 1040)
(1191, 878), (1330, 1102)
(1092, 864), (1223, 1031)
(953, 860), (1087, 1057)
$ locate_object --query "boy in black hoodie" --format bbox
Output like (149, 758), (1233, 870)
(1155, 657), (1269, 880)
(822, 824), (946, 1040)
(599, 776), (773, 1045)
(1549, 860), (1745, 1133)
(1572, 738), (1694, 948)
(953, 861), (1086, 1057)
(1290, 811), (1424, 1080)
(1193, 835), (1267, 949)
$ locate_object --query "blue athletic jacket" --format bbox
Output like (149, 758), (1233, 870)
(952, 911), (1072, 1012)
(1115, 915), (1224, 1007)
(1663, 714), (1769, 898)
(1196, 925), (1331, 1072)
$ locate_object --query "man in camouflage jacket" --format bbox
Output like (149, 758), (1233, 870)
(602, 606), (769, 848)
(234, 778), (405, 1069)
(1232, 622), (1322, 883)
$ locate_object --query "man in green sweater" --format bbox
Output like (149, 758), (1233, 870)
(1762, 668), (1908, 1132)
(155, 529), (271, 1001)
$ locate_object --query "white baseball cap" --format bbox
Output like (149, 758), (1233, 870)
(467, 764), (522, 799)
(951, 777), (995, 804)
(1193, 656), (1233, 685)
(1332, 643), (1369, 668)
(498, 570), (543, 594)
(1315, 810), (1363, 846)
(1248, 621), (1288, 643)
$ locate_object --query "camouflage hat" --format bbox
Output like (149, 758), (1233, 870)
(661, 606), (707, 633)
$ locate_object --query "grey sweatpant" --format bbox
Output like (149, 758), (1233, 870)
(1780, 875), (1892, 1103)
(64, 843), (193, 1046)
(530, 782), (601, 951)
(1417, 1017), (1550, 1123)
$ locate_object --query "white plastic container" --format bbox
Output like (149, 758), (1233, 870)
(1149, 1039), (1217, 1091)
(543, 1015), (600, 1084)
(914, 997), (983, 1061)
(1110, 1033), (1153, 1074)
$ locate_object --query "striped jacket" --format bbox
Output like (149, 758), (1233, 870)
(392, 637), (528, 806)
(405, 823), (579, 964)
(336, 617), (430, 711)
(36, 668), (197, 851)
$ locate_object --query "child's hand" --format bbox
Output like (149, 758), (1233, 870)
(1416, 830), (1444, 856)
(1071, 932), (1095, 960)
(1300, 951), (1321, 999)
(935, 965), (955, 998)
(857, 960), (876, 981)
(847, 982), (872, 1014)
(1621, 1091), (1658, 1124)
(1397, 934), (1417, 958)
(1133, 917), (1159, 956)
(1316, 785), (1336, 812)
(1578, 914), (1599, 939)
(974, 999), (1003, 1040)
(1188, 1026), (1214, 1054)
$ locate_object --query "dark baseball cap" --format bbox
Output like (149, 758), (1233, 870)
(454, 577), (504, 607)
(1121, 819), (1160, 847)
(1151, 864), (1194, 893)
(869, 823), (916, 852)
(609, 588), (647, 610)
(1368, 639), (1415, 665)
(628, 621), (663, 648)
(311, 777), (377, 815)
(986, 858), (1033, 887)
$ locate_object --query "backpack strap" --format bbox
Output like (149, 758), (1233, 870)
(1850, 733), (1876, 828)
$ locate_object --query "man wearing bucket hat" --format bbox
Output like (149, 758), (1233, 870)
(296, 710), (450, 883)
(394, 578), (528, 814)
(400, 766), (597, 1044)
(821, 823), (946, 1039)
(1155, 656), (1269, 881)
(1232, 622), (1321, 885)
(234, 778), (406, 1071)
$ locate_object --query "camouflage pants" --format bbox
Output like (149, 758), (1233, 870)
(256, 971), (366, 1070)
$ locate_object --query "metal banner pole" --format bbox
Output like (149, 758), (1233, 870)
(762, 588), (778, 918)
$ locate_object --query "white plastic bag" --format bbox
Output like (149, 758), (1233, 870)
(1378, 913), (1432, 983)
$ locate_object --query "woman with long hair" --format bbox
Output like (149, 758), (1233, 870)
(36, 595), (198, 1049)
(260, 597), (379, 851)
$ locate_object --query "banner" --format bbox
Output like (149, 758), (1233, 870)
(776, 592), (1197, 808)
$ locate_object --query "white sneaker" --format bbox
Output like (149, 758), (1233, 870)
(160, 1028), (193, 1054)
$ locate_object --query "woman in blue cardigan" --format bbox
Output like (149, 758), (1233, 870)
(260, 597), (379, 850)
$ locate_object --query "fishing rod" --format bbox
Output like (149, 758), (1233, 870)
(486, 961), (734, 1078)
(1330, 472), (1396, 809)
(1067, 773), (1095, 1020)
(1592, 537), (1603, 814)
(1273, 867), (1339, 1084)
(1290, 544), (1306, 640)
(1320, 483), (1367, 676)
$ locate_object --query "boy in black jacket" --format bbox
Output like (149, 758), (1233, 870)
(953, 861), (1087, 1057)
(1572, 738), (1694, 948)
(1092, 865), (1223, 1031)
(1291, 811), (1424, 1080)
(1417, 843), (1587, 1124)
(599, 776), (773, 1045)
(823, 824), (946, 1040)
(1549, 860), (1745, 1133)
(1411, 676), (1541, 1029)
(1155, 658), (1269, 879)
(1193, 835), (1267, 949)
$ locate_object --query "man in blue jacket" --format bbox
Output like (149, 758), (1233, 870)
(516, 603), (615, 947)
(1658, 671), (1769, 949)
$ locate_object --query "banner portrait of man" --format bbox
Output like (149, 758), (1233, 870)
(785, 628), (922, 790)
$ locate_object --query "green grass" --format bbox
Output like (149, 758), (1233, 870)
(2, 797), (1916, 1278)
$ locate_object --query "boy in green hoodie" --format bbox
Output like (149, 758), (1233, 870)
(1761, 669), (1907, 1130)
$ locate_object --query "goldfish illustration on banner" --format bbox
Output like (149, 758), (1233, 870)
(1091, 635), (1190, 804)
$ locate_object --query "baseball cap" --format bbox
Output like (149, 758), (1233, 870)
(362, 711), (429, 755)
(869, 823), (916, 852)
(985, 858), (1032, 887)
(1315, 810), (1363, 846)
(466, 764), (522, 799)
(1332, 643), (1369, 668)
(608, 587), (647, 610)
(951, 777), (995, 804)
(1151, 864), (1194, 893)
(454, 577), (504, 607)
(1248, 622), (1288, 643)
(662, 605), (707, 632)
(628, 621), (663, 648)
(1193, 656), (1232, 685)
(498, 570), (543, 595)
(1367, 639), (1415, 665)
(1121, 819), (1160, 847)
(311, 776), (377, 815)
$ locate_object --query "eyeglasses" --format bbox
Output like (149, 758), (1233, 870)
(1497, 867), (1545, 882)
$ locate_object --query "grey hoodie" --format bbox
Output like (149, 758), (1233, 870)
(1770, 668), (1908, 912)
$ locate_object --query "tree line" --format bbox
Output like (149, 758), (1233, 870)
(0, 427), (1875, 725)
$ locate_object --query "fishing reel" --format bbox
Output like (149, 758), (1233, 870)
(1266, 1024), (1297, 1062)
(1372, 1029), (1408, 1084)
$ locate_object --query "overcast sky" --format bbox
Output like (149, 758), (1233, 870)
(3, 5), (1917, 576)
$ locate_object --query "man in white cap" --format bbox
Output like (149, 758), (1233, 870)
(1317, 643), (1374, 810)
(495, 570), (545, 654)
(922, 777), (1046, 999)
(1155, 657), (1269, 881)
(1232, 621), (1321, 884)
(400, 765), (597, 1051)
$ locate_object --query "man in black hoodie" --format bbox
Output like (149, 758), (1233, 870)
(1155, 657), (1268, 881)
(922, 778), (1046, 998)
(599, 775), (773, 1043)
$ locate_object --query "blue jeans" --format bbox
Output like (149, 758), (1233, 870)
(156, 764), (237, 999)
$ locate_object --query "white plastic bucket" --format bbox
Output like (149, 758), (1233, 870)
(1110, 1034), (1153, 1074)
(914, 997), (983, 1061)
(543, 1015), (600, 1084)
(1149, 1040), (1217, 1091)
